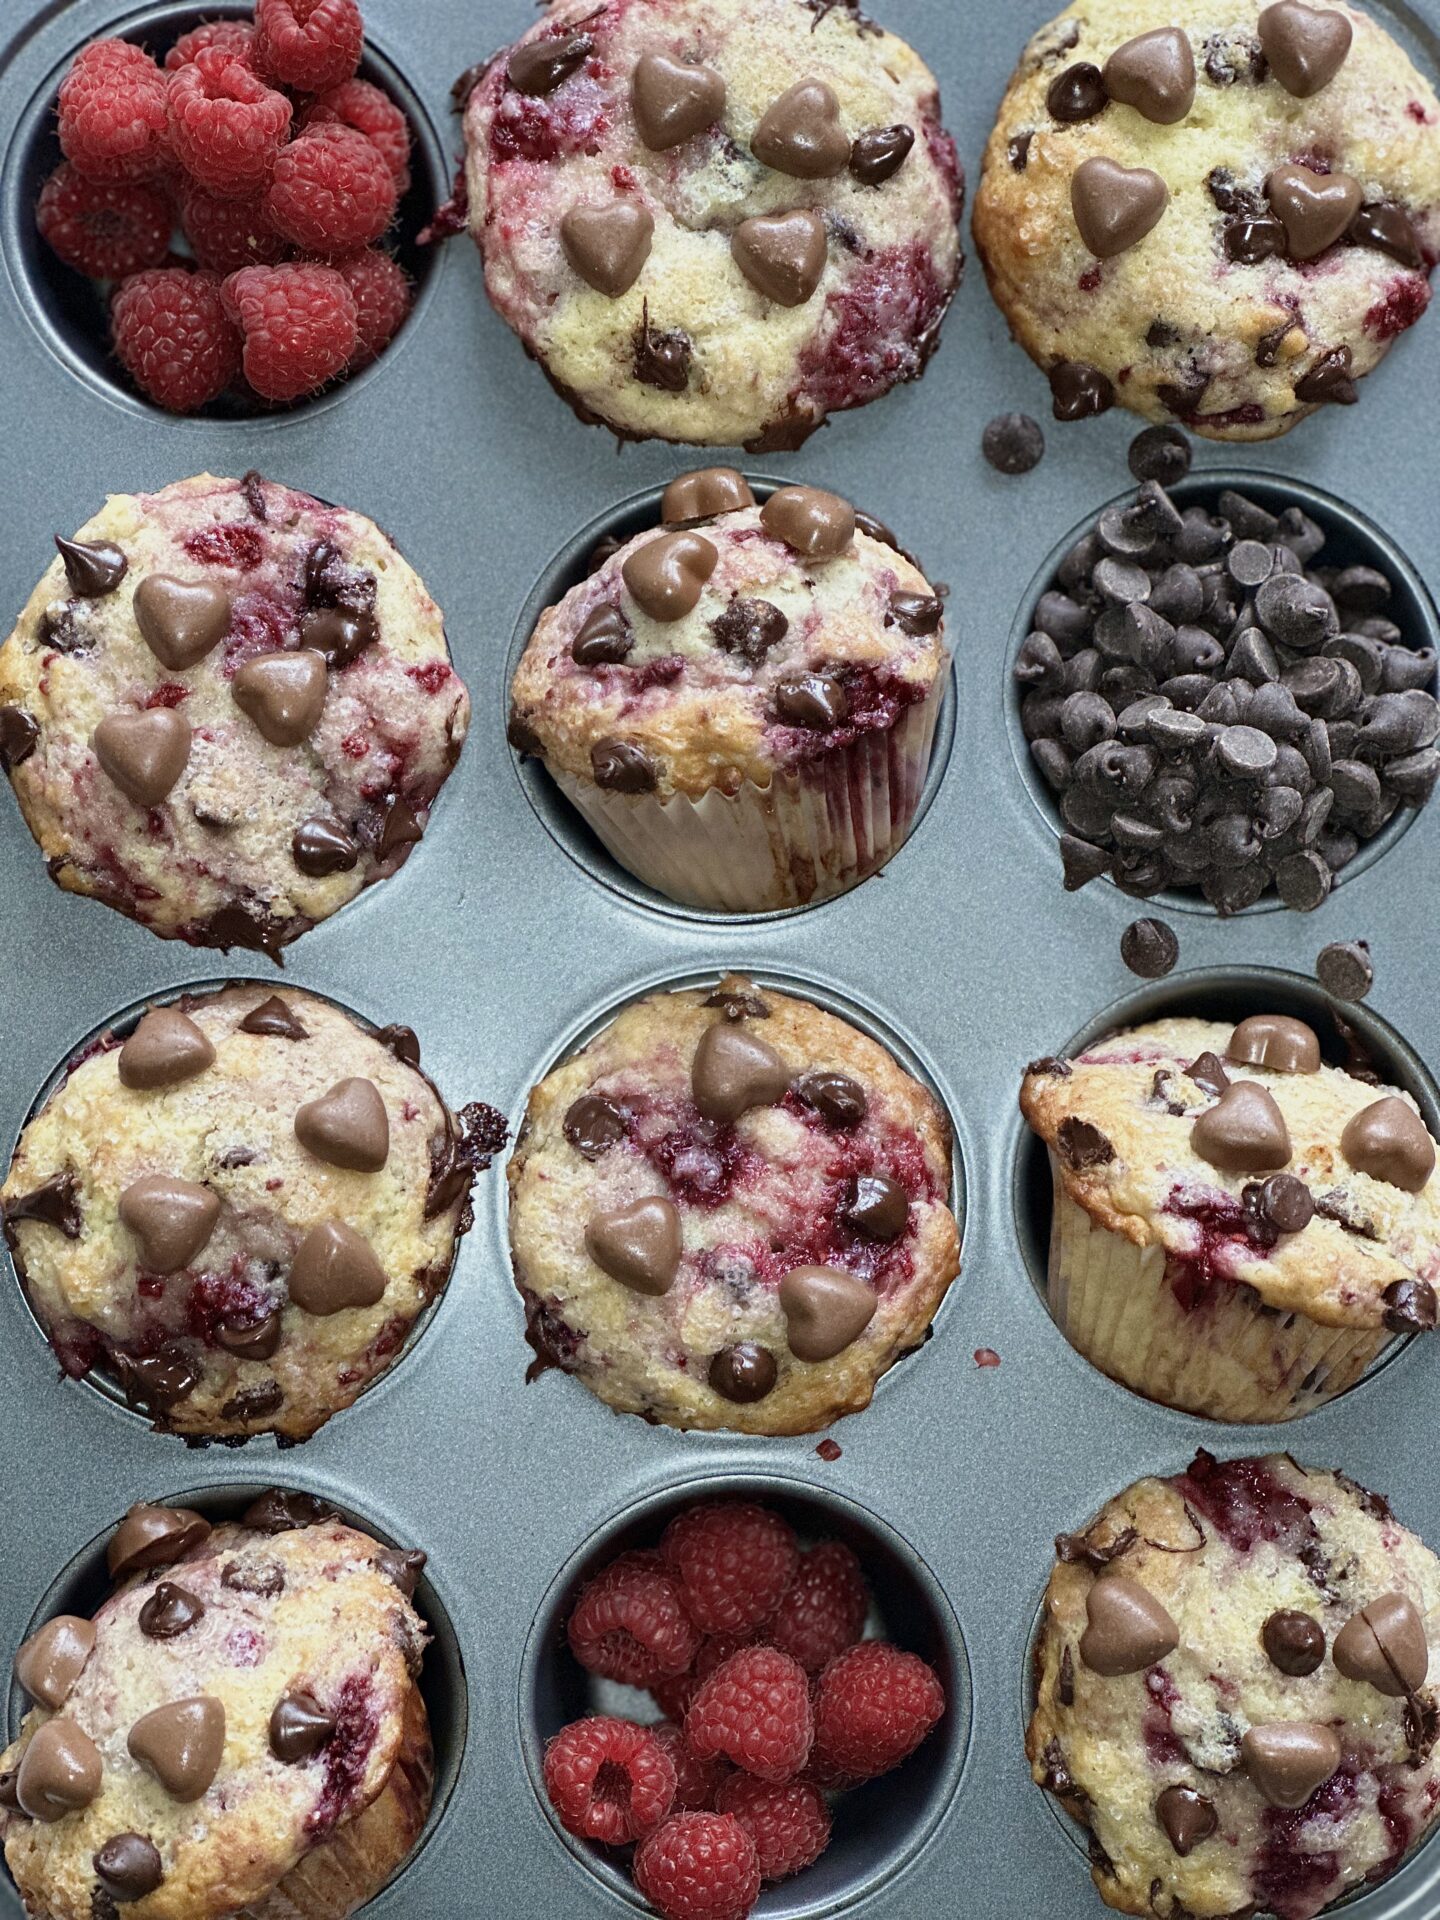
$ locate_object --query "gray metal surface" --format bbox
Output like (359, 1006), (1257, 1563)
(0, 0), (1438, 1914)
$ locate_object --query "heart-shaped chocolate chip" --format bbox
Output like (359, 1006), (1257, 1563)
(1079, 1575), (1180, 1674)
(16, 1720), (102, 1822)
(118, 1008), (215, 1090)
(561, 200), (654, 298)
(287, 1221), (388, 1315)
(56, 535), (127, 598)
(128, 1697), (225, 1802)
(780, 1264), (877, 1360)
(622, 531), (718, 621)
(1242, 1721), (1341, 1808)
(1071, 156), (1169, 258)
(294, 1078), (390, 1173)
(632, 52), (725, 150)
(585, 1196), (682, 1295)
(1227, 1015), (1321, 1075)
(691, 1022), (790, 1123)
(119, 1175), (221, 1274)
(752, 78), (849, 178)
(1333, 1591), (1429, 1694)
(1191, 1081), (1292, 1173)
(760, 486), (855, 559)
(293, 816), (361, 876)
(92, 709), (191, 807)
(231, 648), (329, 747)
(1258, 1), (1353, 96)
(107, 1504), (211, 1579)
(132, 576), (231, 669)
(14, 1616), (95, 1710)
(1156, 1784), (1217, 1857)
(1103, 28), (1196, 124)
(661, 469), (756, 526)
(1340, 1096), (1435, 1192)
(732, 211), (827, 307)
(849, 123), (914, 186)
(1266, 164), (1362, 260)
(270, 1690), (335, 1762)
(93, 1834), (164, 1902)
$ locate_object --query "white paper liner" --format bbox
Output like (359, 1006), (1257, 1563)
(552, 678), (945, 912)
(1046, 1162), (1390, 1423)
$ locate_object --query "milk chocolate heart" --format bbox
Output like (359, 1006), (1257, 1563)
(1333, 1591), (1429, 1695)
(692, 1022), (790, 1122)
(1340, 1097), (1435, 1192)
(760, 486), (855, 559)
(92, 709), (191, 806)
(1242, 1721), (1341, 1808)
(585, 1196), (682, 1295)
(14, 1616), (95, 1710)
(561, 200), (654, 297)
(287, 1221), (388, 1314)
(118, 1009), (215, 1090)
(231, 649), (329, 747)
(1079, 1576), (1179, 1674)
(632, 52), (725, 150)
(118, 1175), (221, 1273)
(780, 1265), (877, 1360)
(1191, 1081), (1292, 1173)
(661, 469), (755, 525)
(732, 212), (827, 306)
(752, 79), (849, 178)
(1258, 1), (1353, 96)
(132, 576), (231, 669)
(622, 531), (718, 621)
(16, 1721), (102, 1822)
(294, 1078), (390, 1172)
(1103, 28), (1196, 124)
(1228, 1015), (1321, 1074)
(1071, 157), (1169, 257)
(1266, 164), (1362, 260)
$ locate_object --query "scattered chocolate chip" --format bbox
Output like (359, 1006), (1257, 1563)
(793, 1070), (867, 1128)
(93, 1833), (163, 1902)
(292, 815), (360, 877)
(376, 1024), (421, 1067)
(710, 597), (788, 664)
(1317, 939), (1373, 1001)
(1349, 200), (1423, 269)
(849, 123), (914, 186)
(1049, 361), (1115, 421)
(55, 535), (127, 598)
(0, 704), (39, 770)
(563, 1093), (629, 1158)
(704, 978), (772, 1020)
(241, 1490), (338, 1535)
(841, 1173), (908, 1241)
(138, 1582), (204, 1640)
(775, 671), (848, 730)
(888, 591), (945, 636)
(1127, 426), (1190, 485)
(1255, 1172), (1314, 1233)
(220, 1380), (284, 1423)
(376, 1547), (427, 1598)
(1047, 61), (1108, 121)
(591, 739), (658, 793)
(1383, 1277), (1438, 1333)
(983, 412), (1045, 474)
(708, 1343), (777, 1402)
(299, 607), (378, 668)
(508, 31), (592, 96)
(633, 304), (693, 391)
(270, 1690), (335, 1763)
(216, 1309), (282, 1360)
(4, 1170), (82, 1239)
(1120, 917), (1178, 977)
(1057, 1117), (1114, 1169)
(1295, 345), (1358, 406)
(1156, 1784), (1217, 1857)
(115, 1346), (201, 1414)
(1263, 1608), (1326, 1675)
(240, 995), (309, 1040)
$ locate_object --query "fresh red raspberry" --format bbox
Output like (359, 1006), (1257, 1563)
(265, 126), (396, 256)
(333, 250), (411, 368)
(37, 164), (171, 279)
(165, 22), (256, 73)
(661, 1503), (799, 1636)
(568, 1552), (702, 1688)
(684, 1646), (813, 1784)
(221, 262), (357, 401)
(111, 267), (241, 412)
(714, 1774), (832, 1880)
(651, 1721), (731, 1812)
(543, 1716), (676, 1846)
(634, 1812), (761, 1920)
(810, 1642), (944, 1782)
(302, 78), (412, 193)
(253, 0), (363, 94)
(180, 184), (285, 274)
(167, 50), (293, 198)
(769, 1542), (869, 1675)
(58, 40), (171, 184)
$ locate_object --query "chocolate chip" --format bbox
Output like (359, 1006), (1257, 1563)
(270, 1690), (335, 1763)
(794, 1070), (867, 1128)
(775, 672), (848, 730)
(633, 308), (692, 391)
(115, 1346), (201, 1414)
(138, 1582), (204, 1640)
(128, 1698), (225, 1803)
(1317, 939), (1373, 1001)
(1156, 1785), (1217, 1858)
(1057, 1117), (1114, 1168)
(1047, 61), (1108, 121)
(662, 469), (754, 525)
(376, 1547), (427, 1598)
(1128, 426), (1191, 485)
(982, 412), (1045, 474)
(1295, 345), (1358, 406)
(1384, 1276), (1437, 1333)
(1349, 201), (1423, 269)
(849, 123), (914, 186)
(292, 816), (360, 877)
(889, 591), (945, 636)
(1061, 834), (1110, 890)
(221, 1558), (284, 1596)
(1263, 1609), (1326, 1676)
(841, 1173), (907, 1241)
(0, 704), (39, 770)
(563, 1093), (629, 1159)
(55, 536), (127, 598)
(299, 607), (378, 668)
(216, 1309), (282, 1361)
(508, 31), (592, 95)
(708, 1343), (777, 1403)
(1226, 213), (1288, 263)
(241, 1490), (337, 1534)
(4, 1170), (82, 1239)
(571, 603), (633, 666)
(1256, 1172), (1314, 1233)
(710, 597), (788, 664)
(93, 1833), (163, 1902)
(1049, 361), (1115, 421)
(221, 1380), (284, 1423)
(240, 995), (309, 1040)
(592, 739), (658, 793)
(1008, 132), (1033, 171)
(1120, 917), (1178, 977)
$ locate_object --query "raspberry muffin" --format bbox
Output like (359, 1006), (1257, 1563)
(1030, 1450), (1440, 1920)
(1021, 1011), (1440, 1421)
(508, 974), (960, 1433)
(1, 983), (505, 1444)
(459, 0), (963, 449)
(508, 473), (949, 911)
(1, 1493), (433, 1920)
(0, 473), (468, 955)
(973, 0), (1440, 439)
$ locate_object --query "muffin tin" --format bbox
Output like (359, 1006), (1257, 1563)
(1, 0), (1439, 1916)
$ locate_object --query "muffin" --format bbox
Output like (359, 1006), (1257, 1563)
(508, 974), (959, 1432)
(508, 473), (949, 911)
(459, 0), (963, 449)
(973, 0), (1440, 440)
(0, 473), (469, 955)
(1, 1493), (432, 1920)
(1, 984), (506, 1444)
(1021, 1011), (1440, 1420)
(1029, 1450), (1440, 1920)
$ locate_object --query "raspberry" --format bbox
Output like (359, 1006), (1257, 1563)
(684, 1646), (813, 1784)
(166, 49), (293, 199)
(568, 1552), (702, 1688)
(253, 0), (363, 94)
(661, 1504), (799, 1636)
(715, 1775), (831, 1880)
(221, 262), (357, 401)
(165, 22), (256, 73)
(652, 1722), (731, 1812)
(810, 1642), (944, 1782)
(543, 1717), (676, 1846)
(37, 164), (171, 279)
(769, 1542), (869, 1675)
(303, 78), (412, 193)
(634, 1813), (761, 1920)
(58, 40), (171, 184)
(111, 267), (240, 412)
(265, 126), (397, 255)
(180, 185), (285, 274)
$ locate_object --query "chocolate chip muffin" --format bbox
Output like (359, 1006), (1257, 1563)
(508, 974), (960, 1433)
(460, 0), (962, 449)
(509, 473), (949, 911)
(1, 984), (505, 1444)
(0, 474), (469, 955)
(1021, 1011), (1440, 1420)
(974, 1), (1440, 439)
(1030, 1451), (1440, 1920)
(1, 1494), (433, 1920)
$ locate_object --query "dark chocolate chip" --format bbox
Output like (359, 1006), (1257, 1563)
(1263, 1609), (1326, 1676)
(1128, 426), (1191, 485)
(571, 604), (633, 667)
(1057, 1117), (1114, 1168)
(1256, 1172), (1314, 1233)
(299, 607), (377, 669)
(1009, 132), (1033, 171)
(376, 1547), (427, 1598)
(633, 306), (692, 391)
(982, 412), (1045, 474)
(138, 1583), (204, 1640)
(292, 817), (360, 877)
(221, 1557), (285, 1597)
(1317, 940), (1373, 1002)
(270, 1690), (335, 1763)
(841, 1174), (908, 1241)
(0, 705), (39, 770)
(793, 1070), (867, 1128)
(221, 1380), (285, 1423)
(239, 996), (309, 1040)
(1384, 1277), (1438, 1333)
(93, 1833), (163, 1902)
(710, 598), (788, 664)
(563, 1094), (629, 1159)
(241, 1490), (338, 1534)
(775, 672), (848, 730)
(1349, 201), (1423, 269)
(888, 591), (945, 636)
(848, 123), (914, 185)
(591, 740), (658, 793)
(1120, 917), (1178, 977)
(508, 31), (592, 95)
(115, 1346), (201, 1414)
(55, 536), (127, 598)
(708, 1343), (777, 1403)
(1049, 361), (1115, 421)
(1047, 61), (1108, 121)
(1294, 345), (1358, 406)
(216, 1309), (282, 1361)
(5, 1170), (82, 1239)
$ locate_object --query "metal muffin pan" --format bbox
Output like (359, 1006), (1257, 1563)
(0, 0), (1438, 1914)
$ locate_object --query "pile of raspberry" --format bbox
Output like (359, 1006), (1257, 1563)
(542, 1500), (947, 1920)
(38, 0), (415, 411)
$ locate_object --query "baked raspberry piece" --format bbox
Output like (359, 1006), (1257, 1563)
(810, 1641), (944, 1781)
(633, 1811), (761, 1920)
(111, 267), (241, 412)
(567, 1552), (702, 1687)
(37, 164), (171, 280)
(253, 0), (364, 94)
(334, 250), (413, 368)
(166, 48), (293, 198)
(164, 21), (257, 74)
(769, 1541), (869, 1674)
(304, 78), (412, 193)
(180, 184), (285, 275)
(714, 1774), (831, 1879)
(543, 1716), (677, 1845)
(652, 1722), (731, 1812)
(662, 1503), (799, 1636)
(265, 125), (397, 256)
(58, 39), (171, 184)
(684, 1645), (813, 1783)
(222, 262), (358, 401)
